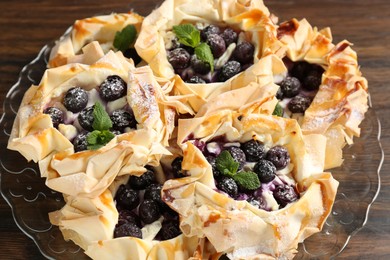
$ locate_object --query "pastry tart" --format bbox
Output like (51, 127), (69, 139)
(48, 12), (143, 68)
(135, 0), (282, 87)
(49, 166), (201, 260)
(8, 50), (175, 197)
(274, 18), (368, 168)
(161, 109), (338, 259)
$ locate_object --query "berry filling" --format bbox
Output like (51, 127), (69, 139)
(43, 75), (138, 152)
(165, 23), (255, 83)
(113, 166), (182, 241)
(275, 58), (325, 116)
(194, 138), (299, 211)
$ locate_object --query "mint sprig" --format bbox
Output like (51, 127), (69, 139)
(113, 25), (137, 52)
(195, 43), (214, 72)
(172, 24), (214, 72)
(232, 171), (260, 190)
(92, 102), (112, 131)
(86, 102), (115, 150)
(87, 130), (115, 150)
(172, 24), (200, 48)
(215, 150), (261, 190)
(272, 102), (283, 117)
(216, 151), (239, 177)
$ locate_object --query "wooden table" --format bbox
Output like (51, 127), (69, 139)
(0, 0), (388, 259)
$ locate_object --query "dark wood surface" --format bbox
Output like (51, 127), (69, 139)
(0, 0), (389, 259)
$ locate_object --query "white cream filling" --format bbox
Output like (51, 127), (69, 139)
(106, 96), (127, 114)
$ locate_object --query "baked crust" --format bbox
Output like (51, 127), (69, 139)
(48, 13), (143, 68)
(135, 0), (283, 80)
(49, 176), (200, 260)
(162, 111), (338, 259)
(276, 19), (368, 169)
(8, 51), (174, 198)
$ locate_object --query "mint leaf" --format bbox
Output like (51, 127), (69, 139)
(216, 150), (239, 177)
(113, 25), (137, 52)
(233, 171), (260, 190)
(195, 43), (214, 72)
(172, 24), (200, 48)
(272, 102), (283, 117)
(87, 130), (115, 150)
(92, 102), (112, 131)
(87, 130), (100, 145)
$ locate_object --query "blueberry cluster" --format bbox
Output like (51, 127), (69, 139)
(167, 24), (255, 83)
(205, 139), (298, 210)
(43, 75), (137, 152)
(114, 167), (181, 241)
(277, 61), (324, 113)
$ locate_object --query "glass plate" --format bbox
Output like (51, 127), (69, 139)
(0, 41), (383, 259)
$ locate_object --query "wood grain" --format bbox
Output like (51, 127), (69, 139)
(0, 0), (389, 259)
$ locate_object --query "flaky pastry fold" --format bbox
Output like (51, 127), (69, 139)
(49, 176), (200, 260)
(172, 54), (286, 114)
(135, 0), (282, 81)
(162, 111), (338, 259)
(48, 12), (143, 68)
(8, 51), (175, 197)
(277, 18), (368, 169)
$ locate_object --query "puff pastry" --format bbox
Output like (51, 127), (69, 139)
(49, 175), (200, 260)
(135, 0), (282, 81)
(276, 18), (368, 168)
(48, 12), (143, 68)
(162, 111), (338, 259)
(8, 50), (176, 198)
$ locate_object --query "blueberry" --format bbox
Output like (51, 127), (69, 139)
(303, 70), (322, 91)
(190, 55), (211, 74)
(186, 76), (206, 84)
(63, 87), (88, 113)
(253, 159), (276, 183)
(168, 48), (191, 70)
(162, 207), (180, 222)
(110, 109), (137, 131)
(99, 75), (127, 102)
(266, 146), (290, 170)
(73, 132), (88, 152)
(129, 169), (155, 190)
(118, 209), (141, 227)
(114, 222), (142, 238)
(206, 155), (221, 178)
(273, 185), (299, 208)
(115, 185), (140, 210)
(233, 41), (254, 64)
(225, 146), (246, 169)
(288, 95), (312, 113)
(279, 76), (301, 98)
(217, 177), (238, 198)
(43, 107), (64, 128)
(144, 183), (162, 201)
(221, 28), (238, 46)
(219, 61), (241, 81)
(291, 62), (311, 81)
(139, 199), (161, 224)
(207, 34), (226, 58)
(276, 87), (284, 100)
(247, 197), (267, 210)
(241, 140), (266, 162)
(123, 48), (142, 65)
(78, 106), (94, 132)
(171, 157), (187, 178)
(201, 25), (221, 40)
(159, 221), (181, 240)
